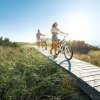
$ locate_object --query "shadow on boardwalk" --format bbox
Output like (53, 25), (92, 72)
(48, 55), (72, 72)
(59, 60), (71, 71)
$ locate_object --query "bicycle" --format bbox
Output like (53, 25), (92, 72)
(56, 34), (73, 60)
(40, 36), (47, 50)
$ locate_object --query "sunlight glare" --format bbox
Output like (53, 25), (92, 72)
(62, 14), (90, 41)
(68, 15), (88, 34)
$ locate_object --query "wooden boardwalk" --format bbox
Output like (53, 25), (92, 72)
(34, 47), (100, 100)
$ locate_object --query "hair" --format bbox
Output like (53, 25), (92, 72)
(52, 22), (57, 27)
(38, 29), (40, 32)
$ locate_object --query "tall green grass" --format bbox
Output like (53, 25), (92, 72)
(0, 47), (91, 100)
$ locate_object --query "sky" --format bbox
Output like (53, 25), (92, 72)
(0, 0), (100, 45)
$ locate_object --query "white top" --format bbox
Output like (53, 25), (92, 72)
(36, 32), (43, 39)
(51, 27), (62, 33)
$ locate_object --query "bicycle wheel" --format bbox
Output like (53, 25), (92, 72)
(64, 44), (73, 60)
(41, 40), (47, 50)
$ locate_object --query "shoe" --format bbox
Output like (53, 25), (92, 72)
(54, 54), (57, 58)
(55, 53), (58, 55)
(50, 50), (52, 54)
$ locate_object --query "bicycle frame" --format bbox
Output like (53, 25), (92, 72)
(58, 34), (68, 50)
(40, 36), (47, 50)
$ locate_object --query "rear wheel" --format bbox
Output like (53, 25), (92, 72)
(64, 44), (73, 60)
(41, 40), (47, 50)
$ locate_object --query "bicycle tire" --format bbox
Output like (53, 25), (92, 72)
(64, 43), (73, 60)
(41, 40), (47, 50)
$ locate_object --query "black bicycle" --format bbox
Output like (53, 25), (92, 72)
(56, 34), (73, 60)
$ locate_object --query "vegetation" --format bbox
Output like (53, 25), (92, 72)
(74, 50), (100, 67)
(0, 37), (19, 47)
(0, 47), (91, 100)
(67, 40), (100, 67)
(68, 40), (100, 53)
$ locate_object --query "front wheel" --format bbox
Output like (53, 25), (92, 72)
(64, 44), (73, 60)
(41, 40), (47, 50)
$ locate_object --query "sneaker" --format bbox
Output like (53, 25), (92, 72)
(50, 50), (52, 54)
(54, 54), (57, 58)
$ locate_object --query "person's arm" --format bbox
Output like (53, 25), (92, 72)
(57, 28), (68, 35)
(40, 33), (45, 36)
(58, 28), (64, 34)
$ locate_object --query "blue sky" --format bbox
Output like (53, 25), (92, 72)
(0, 0), (100, 45)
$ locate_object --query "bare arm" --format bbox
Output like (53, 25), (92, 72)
(41, 33), (45, 36)
(57, 28), (68, 35)
(57, 28), (66, 34)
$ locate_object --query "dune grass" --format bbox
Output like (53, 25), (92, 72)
(74, 50), (100, 67)
(0, 47), (91, 100)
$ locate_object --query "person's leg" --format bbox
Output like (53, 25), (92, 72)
(37, 41), (39, 48)
(54, 41), (58, 55)
(36, 42), (38, 47)
(51, 36), (58, 55)
(53, 41), (58, 58)
(58, 40), (60, 48)
(41, 41), (44, 48)
(37, 39), (39, 48)
(50, 42), (54, 54)
(37, 39), (41, 48)
(38, 42), (40, 48)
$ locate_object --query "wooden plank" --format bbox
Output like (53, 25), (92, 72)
(34, 47), (100, 100)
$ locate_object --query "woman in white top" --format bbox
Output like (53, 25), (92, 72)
(50, 22), (66, 57)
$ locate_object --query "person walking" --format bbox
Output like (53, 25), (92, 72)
(36, 29), (45, 48)
(50, 22), (67, 57)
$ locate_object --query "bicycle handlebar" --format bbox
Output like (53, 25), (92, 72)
(60, 33), (68, 37)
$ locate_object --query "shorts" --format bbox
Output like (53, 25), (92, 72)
(52, 35), (58, 41)
(37, 39), (41, 42)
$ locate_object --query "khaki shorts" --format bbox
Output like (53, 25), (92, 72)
(37, 39), (41, 42)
